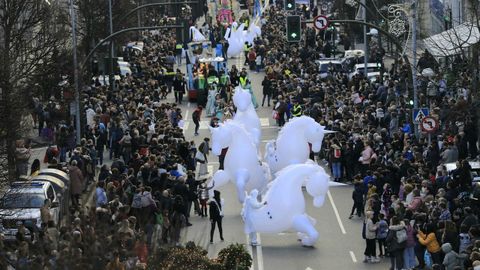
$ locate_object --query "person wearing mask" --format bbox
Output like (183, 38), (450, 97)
(209, 190), (224, 243)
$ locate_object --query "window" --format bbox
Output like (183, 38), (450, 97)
(47, 186), (55, 201)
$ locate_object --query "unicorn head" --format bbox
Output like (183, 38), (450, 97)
(305, 170), (330, 208)
(303, 118), (334, 152)
(232, 87), (252, 111)
(209, 124), (232, 155)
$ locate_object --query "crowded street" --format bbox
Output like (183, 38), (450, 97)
(1, 0), (480, 270)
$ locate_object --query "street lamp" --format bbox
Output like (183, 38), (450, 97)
(68, 0), (81, 145)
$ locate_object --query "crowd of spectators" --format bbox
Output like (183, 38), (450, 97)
(5, 15), (224, 270)
(7, 2), (480, 270)
(260, 4), (480, 270)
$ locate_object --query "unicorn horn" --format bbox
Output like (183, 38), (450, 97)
(323, 130), (336, 134)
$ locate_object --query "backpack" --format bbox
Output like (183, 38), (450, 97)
(396, 228), (407, 244)
(377, 221), (388, 239)
(333, 148), (341, 159)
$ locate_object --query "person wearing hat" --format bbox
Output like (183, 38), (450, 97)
(209, 190), (224, 243)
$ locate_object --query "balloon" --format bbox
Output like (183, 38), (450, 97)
(264, 116), (334, 174)
(208, 121), (268, 203)
(241, 163), (330, 246)
(232, 87), (261, 147)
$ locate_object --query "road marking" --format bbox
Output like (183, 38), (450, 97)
(188, 102), (191, 108)
(327, 190), (347, 234)
(183, 122), (190, 133)
(185, 109), (190, 120)
(349, 251), (357, 263)
(259, 118), (270, 126)
(256, 233), (264, 270)
(305, 268), (313, 270)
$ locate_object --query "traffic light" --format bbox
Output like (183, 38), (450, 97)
(286, 15), (301, 42)
(285, 0), (295, 11)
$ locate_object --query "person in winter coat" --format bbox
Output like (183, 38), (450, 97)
(417, 223), (442, 265)
(69, 160), (85, 208)
(442, 242), (467, 270)
(376, 213), (389, 257)
(385, 216), (406, 270)
(209, 190), (224, 243)
(350, 182), (364, 218)
(363, 211), (379, 263)
(403, 219), (417, 269)
(330, 139), (343, 182)
(15, 140), (31, 176)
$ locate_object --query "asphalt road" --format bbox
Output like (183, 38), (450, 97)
(174, 56), (391, 270)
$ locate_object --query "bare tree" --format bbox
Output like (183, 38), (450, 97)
(0, 0), (68, 182)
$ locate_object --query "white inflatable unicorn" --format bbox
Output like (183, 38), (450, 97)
(208, 121), (269, 203)
(226, 23), (245, 58)
(264, 116), (334, 173)
(232, 87), (261, 148)
(242, 163), (330, 247)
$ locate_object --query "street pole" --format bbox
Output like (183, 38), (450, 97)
(109, 0), (115, 91)
(137, 0), (141, 27)
(68, 0), (81, 145)
(412, 0), (418, 137)
(362, 0), (368, 73)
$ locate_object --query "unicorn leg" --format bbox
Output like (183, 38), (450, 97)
(235, 169), (250, 203)
(292, 214), (319, 247)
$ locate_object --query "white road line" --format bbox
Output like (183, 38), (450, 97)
(183, 122), (190, 133)
(349, 251), (357, 263)
(327, 190), (347, 234)
(246, 234), (255, 270)
(305, 268), (313, 270)
(256, 233), (264, 270)
(188, 102), (191, 108)
(185, 109), (190, 120)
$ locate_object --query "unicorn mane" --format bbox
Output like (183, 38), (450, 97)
(277, 116), (316, 138)
(222, 120), (257, 148)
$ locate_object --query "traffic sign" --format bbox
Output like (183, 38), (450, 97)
(314, 15), (329, 30)
(421, 116), (438, 133)
(413, 108), (429, 123)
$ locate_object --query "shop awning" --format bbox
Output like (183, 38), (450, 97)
(423, 22), (480, 56)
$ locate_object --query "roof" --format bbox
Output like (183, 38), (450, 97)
(353, 63), (379, 69)
(8, 181), (48, 194)
(423, 22), (480, 56)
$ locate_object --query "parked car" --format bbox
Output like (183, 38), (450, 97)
(348, 63), (382, 79)
(0, 169), (68, 241)
(315, 59), (345, 78)
(445, 161), (480, 184)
